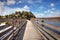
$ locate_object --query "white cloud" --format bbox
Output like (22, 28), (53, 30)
(0, 7), (4, 12)
(32, 12), (38, 17)
(44, 9), (60, 17)
(44, 9), (54, 14)
(37, 13), (45, 18)
(23, 5), (30, 11)
(7, 0), (16, 5)
(27, 0), (33, 4)
(35, 0), (42, 3)
(44, 11), (47, 13)
(32, 12), (45, 18)
(19, 1), (22, 3)
(50, 11), (54, 14)
(53, 11), (60, 16)
(23, 5), (29, 10)
(44, 8), (55, 14)
(38, 6), (45, 11)
(0, 2), (5, 6)
(17, 0), (22, 4)
(5, 6), (30, 14)
(0, 5), (30, 16)
(0, 1), (5, 15)
(50, 3), (54, 7)
(27, 0), (42, 4)
(47, 10), (51, 12)
(39, 6), (44, 9)
(32, 9), (60, 18)
(0, 7), (10, 16)
(51, 8), (55, 10)
(44, 10), (51, 13)
(39, 13), (44, 16)
(2, 11), (10, 16)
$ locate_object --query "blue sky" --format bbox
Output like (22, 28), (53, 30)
(0, 0), (60, 18)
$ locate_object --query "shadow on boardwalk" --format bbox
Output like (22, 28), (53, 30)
(14, 22), (27, 40)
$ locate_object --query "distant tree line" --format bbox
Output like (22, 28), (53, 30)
(0, 11), (36, 20)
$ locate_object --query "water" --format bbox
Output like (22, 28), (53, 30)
(37, 20), (60, 34)
(38, 20), (60, 27)
(44, 26), (60, 35)
(44, 20), (60, 27)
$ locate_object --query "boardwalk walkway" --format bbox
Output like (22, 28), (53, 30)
(23, 20), (43, 40)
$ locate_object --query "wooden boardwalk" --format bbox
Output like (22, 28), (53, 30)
(0, 17), (60, 40)
(23, 20), (44, 40)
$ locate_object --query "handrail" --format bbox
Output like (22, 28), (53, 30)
(0, 30), (13, 40)
(33, 22), (56, 40)
(0, 19), (27, 40)
(39, 22), (60, 32)
(0, 26), (13, 34)
(0, 23), (6, 26)
(7, 34), (13, 40)
(31, 18), (60, 40)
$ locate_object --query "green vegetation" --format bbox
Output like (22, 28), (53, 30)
(0, 11), (36, 20)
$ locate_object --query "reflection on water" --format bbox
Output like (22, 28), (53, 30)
(38, 20), (60, 27)
(37, 20), (60, 35)
(44, 26), (60, 35)
(44, 20), (60, 27)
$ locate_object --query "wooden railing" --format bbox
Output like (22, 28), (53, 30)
(0, 18), (27, 40)
(31, 17), (60, 40)
(0, 24), (13, 40)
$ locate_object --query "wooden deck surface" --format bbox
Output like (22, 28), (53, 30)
(23, 20), (44, 40)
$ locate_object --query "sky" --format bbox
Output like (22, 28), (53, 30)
(0, 0), (60, 18)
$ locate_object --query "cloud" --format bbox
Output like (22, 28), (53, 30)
(38, 6), (45, 12)
(27, 0), (33, 4)
(32, 12), (45, 18)
(35, 0), (42, 3)
(17, 0), (22, 4)
(44, 10), (51, 13)
(37, 13), (45, 18)
(47, 10), (51, 12)
(6, 5), (30, 13)
(18, 0), (22, 3)
(51, 8), (55, 10)
(39, 13), (44, 16)
(27, 0), (42, 4)
(39, 6), (44, 9)
(23, 5), (29, 10)
(44, 9), (54, 14)
(44, 11), (47, 13)
(0, 5), (30, 16)
(0, 7), (10, 16)
(0, 1), (5, 15)
(52, 11), (60, 17)
(0, 6), (13, 16)
(0, 2), (5, 6)
(1, 11), (10, 16)
(32, 8), (59, 18)
(7, 0), (16, 5)
(50, 3), (55, 7)
(44, 9), (60, 17)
